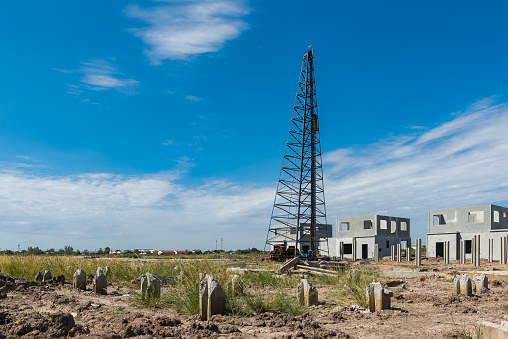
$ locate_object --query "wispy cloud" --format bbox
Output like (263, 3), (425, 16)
(125, 0), (250, 64)
(185, 94), (202, 101)
(55, 59), (138, 94)
(2, 98), (508, 250)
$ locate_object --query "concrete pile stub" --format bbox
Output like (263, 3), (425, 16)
(73, 269), (86, 290)
(374, 244), (379, 262)
(406, 239), (411, 262)
(396, 244), (402, 263)
(472, 235), (481, 267)
(34, 272), (43, 282)
(297, 279), (318, 307)
(199, 274), (226, 320)
(42, 270), (52, 282)
(444, 241), (450, 264)
(228, 274), (243, 295)
(415, 239), (422, 266)
(105, 266), (111, 278)
(140, 272), (161, 299)
(390, 245), (395, 261)
(472, 273), (488, 293)
(501, 236), (508, 264)
(460, 240), (466, 264)
(92, 269), (107, 295)
(366, 281), (393, 312)
(453, 274), (472, 296)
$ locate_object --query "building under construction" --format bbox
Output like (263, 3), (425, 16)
(265, 46), (331, 258)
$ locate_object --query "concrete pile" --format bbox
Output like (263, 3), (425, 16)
(42, 270), (52, 283)
(453, 274), (472, 296)
(228, 274), (243, 295)
(472, 273), (488, 293)
(34, 272), (43, 282)
(297, 279), (318, 307)
(199, 274), (226, 320)
(140, 272), (161, 299)
(366, 281), (393, 312)
(73, 269), (86, 290)
(92, 267), (107, 295)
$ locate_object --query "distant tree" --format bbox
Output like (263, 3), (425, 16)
(83, 249), (90, 255)
(57, 248), (65, 254)
(104, 247), (111, 254)
(27, 247), (41, 255)
(74, 249), (81, 255)
(64, 245), (74, 255)
(97, 248), (104, 255)
(47, 248), (55, 253)
(133, 249), (139, 255)
(3, 250), (13, 255)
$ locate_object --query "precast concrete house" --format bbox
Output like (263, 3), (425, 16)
(328, 215), (411, 260)
(427, 204), (508, 261)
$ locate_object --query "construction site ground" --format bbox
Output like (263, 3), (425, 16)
(1, 257), (507, 338)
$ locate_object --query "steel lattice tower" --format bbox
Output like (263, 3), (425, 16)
(265, 46), (329, 256)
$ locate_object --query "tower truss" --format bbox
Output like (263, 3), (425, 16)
(266, 46), (329, 256)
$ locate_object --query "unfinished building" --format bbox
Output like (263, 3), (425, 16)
(329, 215), (411, 260)
(427, 204), (508, 261)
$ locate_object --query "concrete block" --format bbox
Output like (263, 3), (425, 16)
(34, 272), (43, 282)
(73, 269), (86, 290)
(140, 272), (161, 299)
(478, 320), (508, 339)
(42, 270), (52, 282)
(199, 274), (226, 320)
(297, 279), (318, 307)
(96, 267), (104, 277)
(92, 272), (107, 295)
(366, 281), (392, 312)
(472, 273), (488, 293)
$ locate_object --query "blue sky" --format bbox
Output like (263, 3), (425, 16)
(1, 0), (508, 251)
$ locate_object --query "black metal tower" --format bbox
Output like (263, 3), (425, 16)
(266, 46), (329, 256)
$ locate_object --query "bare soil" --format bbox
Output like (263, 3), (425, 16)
(1, 260), (507, 338)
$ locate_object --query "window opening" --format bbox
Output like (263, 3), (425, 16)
(364, 220), (373, 229)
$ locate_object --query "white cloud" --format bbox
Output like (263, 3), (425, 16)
(55, 59), (138, 93)
(125, 0), (250, 64)
(323, 98), (508, 238)
(2, 98), (508, 250)
(79, 60), (138, 90)
(185, 94), (202, 101)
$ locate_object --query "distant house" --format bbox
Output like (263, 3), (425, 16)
(329, 214), (411, 260)
(427, 204), (508, 261)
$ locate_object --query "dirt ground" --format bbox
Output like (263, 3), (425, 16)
(1, 260), (507, 338)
